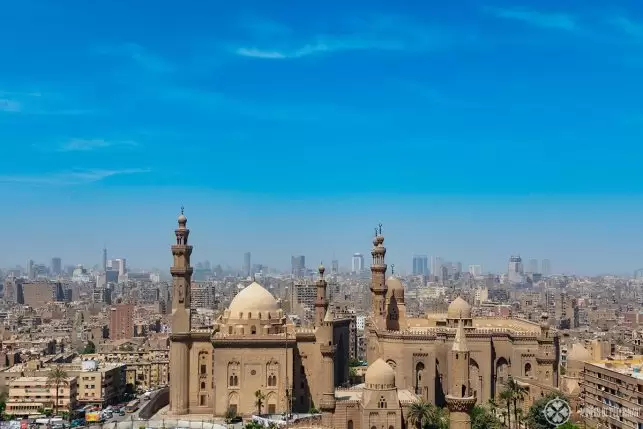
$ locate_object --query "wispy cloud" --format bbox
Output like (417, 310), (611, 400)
(57, 138), (138, 152)
(233, 15), (460, 60)
(486, 7), (578, 32)
(94, 43), (174, 73)
(608, 16), (643, 40)
(0, 98), (21, 112)
(0, 168), (150, 185)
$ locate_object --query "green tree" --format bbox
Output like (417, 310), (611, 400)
(82, 341), (96, 354)
(348, 358), (362, 367)
(499, 388), (513, 429)
(254, 390), (266, 415)
(0, 391), (7, 419)
(557, 422), (580, 429)
(471, 405), (502, 429)
(524, 393), (571, 429)
(224, 407), (238, 424)
(244, 422), (263, 429)
(505, 377), (528, 429)
(406, 399), (448, 429)
(46, 365), (69, 416)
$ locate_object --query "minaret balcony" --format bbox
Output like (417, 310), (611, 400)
(445, 395), (476, 412)
(170, 267), (193, 275)
(320, 344), (336, 357)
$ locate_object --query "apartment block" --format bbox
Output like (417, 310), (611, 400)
(5, 376), (78, 415)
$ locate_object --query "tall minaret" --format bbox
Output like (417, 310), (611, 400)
(315, 264), (328, 327)
(169, 207), (193, 415)
(370, 223), (387, 329)
(445, 319), (475, 429)
(318, 308), (336, 426)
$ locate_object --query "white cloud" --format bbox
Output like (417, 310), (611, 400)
(486, 7), (578, 32)
(0, 168), (150, 185)
(608, 16), (643, 40)
(57, 138), (138, 152)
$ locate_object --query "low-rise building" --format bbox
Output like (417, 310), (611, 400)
(5, 376), (77, 415)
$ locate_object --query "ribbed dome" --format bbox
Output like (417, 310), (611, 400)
(228, 282), (279, 317)
(386, 276), (404, 299)
(365, 358), (395, 388)
(447, 296), (471, 319)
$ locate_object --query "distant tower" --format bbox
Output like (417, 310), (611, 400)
(315, 264), (329, 327)
(445, 319), (475, 429)
(169, 207), (193, 415)
(370, 224), (387, 329)
(243, 252), (251, 277)
(102, 247), (107, 272)
(318, 308), (336, 425)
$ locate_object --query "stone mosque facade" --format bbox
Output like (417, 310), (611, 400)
(168, 213), (560, 429)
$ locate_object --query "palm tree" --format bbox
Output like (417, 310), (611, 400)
(488, 398), (498, 418)
(46, 365), (69, 416)
(406, 399), (448, 429)
(499, 389), (512, 429)
(254, 390), (266, 415)
(505, 377), (527, 429)
(407, 399), (434, 429)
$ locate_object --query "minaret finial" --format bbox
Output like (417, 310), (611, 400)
(378, 223), (382, 235)
(391, 264), (395, 275)
(180, 206), (184, 215)
(374, 227), (378, 237)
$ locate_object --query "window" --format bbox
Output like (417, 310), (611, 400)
(200, 395), (206, 406)
(268, 404), (276, 414)
(378, 396), (387, 409)
(347, 421), (353, 429)
(200, 364), (207, 375)
(200, 382), (205, 389)
(248, 312), (252, 319)
(251, 326), (257, 335)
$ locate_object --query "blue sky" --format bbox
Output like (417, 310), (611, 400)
(1, 0), (642, 275)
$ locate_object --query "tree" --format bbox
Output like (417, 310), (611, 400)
(471, 405), (502, 429)
(244, 422), (263, 429)
(505, 377), (528, 429)
(499, 388), (513, 429)
(82, 341), (96, 354)
(46, 365), (69, 416)
(524, 393), (571, 429)
(406, 399), (448, 429)
(0, 391), (6, 419)
(254, 390), (266, 415)
(225, 407), (238, 424)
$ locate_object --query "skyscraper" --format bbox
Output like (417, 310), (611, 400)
(51, 257), (62, 275)
(507, 256), (524, 284)
(412, 255), (429, 275)
(528, 259), (539, 274)
(351, 253), (364, 273)
(430, 256), (443, 277)
(331, 259), (339, 275)
(243, 252), (251, 277)
(102, 247), (107, 272)
(291, 255), (306, 277)
(26, 259), (34, 280)
(541, 259), (551, 277)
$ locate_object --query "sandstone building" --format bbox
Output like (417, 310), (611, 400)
(168, 212), (560, 429)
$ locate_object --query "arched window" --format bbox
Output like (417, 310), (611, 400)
(251, 326), (257, 335)
(239, 312), (243, 319)
(378, 396), (387, 409)
(525, 362), (532, 377)
(200, 381), (205, 389)
(229, 375), (234, 386)
(258, 312), (262, 319)
(347, 421), (353, 429)
(248, 312), (252, 319)
(234, 375), (238, 385)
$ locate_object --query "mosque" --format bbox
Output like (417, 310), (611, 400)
(168, 212), (560, 429)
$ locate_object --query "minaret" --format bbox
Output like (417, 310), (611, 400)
(318, 308), (336, 426)
(169, 207), (193, 415)
(370, 224), (387, 329)
(315, 264), (328, 327)
(445, 319), (475, 429)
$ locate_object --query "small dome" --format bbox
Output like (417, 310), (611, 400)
(447, 296), (471, 319)
(178, 214), (187, 224)
(365, 358), (395, 388)
(567, 343), (591, 363)
(386, 276), (404, 299)
(228, 282), (279, 317)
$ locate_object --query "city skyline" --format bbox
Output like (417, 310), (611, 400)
(1, 0), (643, 275)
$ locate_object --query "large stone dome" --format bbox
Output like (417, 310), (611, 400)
(365, 358), (395, 389)
(228, 281), (279, 318)
(386, 276), (404, 299)
(447, 296), (472, 319)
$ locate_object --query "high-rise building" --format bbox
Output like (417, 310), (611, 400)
(243, 252), (251, 277)
(468, 265), (483, 277)
(51, 257), (62, 275)
(102, 247), (108, 272)
(541, 259), (551, 277)
(331, 259), (339, 275)
(109, 303), (134, 340)
(430, 256), (443, 277)
(351, 253), (364, 273)
(507, 256), (524, 284)
(26, 259), (34, 280)
(108, 258), (127, 276)
(412, 255), (429, 276)
(291, 255), (306, 277)
(528, 259), (538, 274)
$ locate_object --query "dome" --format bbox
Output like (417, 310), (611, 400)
(386, 276), (404, 299)
(567, 343), (591, 363)
(228, 281), (279, 318)
(365, 358), (395, 388)
(447, 296), (471, 319)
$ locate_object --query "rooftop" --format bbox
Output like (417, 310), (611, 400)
(588, 357), (643, 380)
